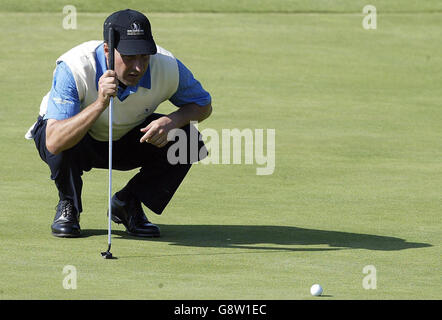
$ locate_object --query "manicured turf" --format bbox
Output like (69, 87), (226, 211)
(0, 2), (440, 299)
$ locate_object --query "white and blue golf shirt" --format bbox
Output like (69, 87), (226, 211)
(26, 41), (211, 141)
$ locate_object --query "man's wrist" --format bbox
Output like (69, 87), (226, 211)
(95, 96), (109, 110)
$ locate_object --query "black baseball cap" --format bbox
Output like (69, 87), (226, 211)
(103, 9), (157, 55)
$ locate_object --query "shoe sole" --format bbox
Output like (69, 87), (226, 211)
(127, 231), (161, 238)
(51, 232), (81, 238)
(110, 211), (160, 237)
(113, 219), (161, 238)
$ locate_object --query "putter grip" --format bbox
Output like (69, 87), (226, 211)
(108, 27), (115, 71)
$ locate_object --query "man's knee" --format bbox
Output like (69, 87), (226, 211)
(166, 122), (208, 164)
(32, 118), (91, 179)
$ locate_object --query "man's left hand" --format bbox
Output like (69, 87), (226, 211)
(139, 116), (176, 148)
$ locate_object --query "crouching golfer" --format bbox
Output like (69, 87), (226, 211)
(25, 9), (212, 238)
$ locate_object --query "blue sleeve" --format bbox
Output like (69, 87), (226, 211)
(169, 59), (211, 107)
(43, 62), (80, 120)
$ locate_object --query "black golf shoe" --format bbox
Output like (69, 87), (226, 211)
(109, 194), (160, 237)
(51, 200), (81, 238)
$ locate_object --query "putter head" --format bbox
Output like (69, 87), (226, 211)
(101, 251), (113, 259)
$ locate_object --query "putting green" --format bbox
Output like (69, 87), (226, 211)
(0, 2), (440, 300)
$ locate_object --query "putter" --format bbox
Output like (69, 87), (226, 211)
(101, 27), (115, 260)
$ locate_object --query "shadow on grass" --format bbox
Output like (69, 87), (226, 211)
(82, 225), (431, 252)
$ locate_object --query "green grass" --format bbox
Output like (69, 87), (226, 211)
(1, 0), (442, 13)
(0, 2), (441, 300)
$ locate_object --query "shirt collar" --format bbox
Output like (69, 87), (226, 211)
(95, 42), (151, 100)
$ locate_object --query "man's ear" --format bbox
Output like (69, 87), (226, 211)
(103, 42), (110, 67)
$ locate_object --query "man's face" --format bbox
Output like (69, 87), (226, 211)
(104, 43), (150, 87)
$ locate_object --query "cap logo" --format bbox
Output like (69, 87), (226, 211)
(127, 22), (144, 36)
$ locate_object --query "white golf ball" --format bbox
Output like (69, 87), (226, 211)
(310, 284), (323, 296)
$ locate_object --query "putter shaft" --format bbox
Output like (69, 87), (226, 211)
(107, 96), (113, 249)
(103, 26), (115, 259)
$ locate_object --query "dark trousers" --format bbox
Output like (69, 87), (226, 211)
(32, 114), (207, 215)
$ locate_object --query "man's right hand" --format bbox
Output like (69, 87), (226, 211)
(97, 70), (118, 107)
